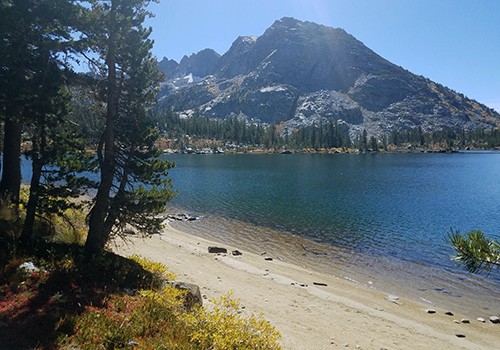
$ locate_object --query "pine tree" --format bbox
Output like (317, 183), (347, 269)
(84, 0), (177, 255)
(447, 229), (500, 274)
(0, 0), (93, 245)
(0, 0), (82, 203)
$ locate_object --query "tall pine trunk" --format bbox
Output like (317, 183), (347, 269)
(19, 153), (42, 244)
(19, 123), (47, 244)
(0, 118), (22, 203)
(85, 1), (118, 256)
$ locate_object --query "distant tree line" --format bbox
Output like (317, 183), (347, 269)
(152, 110), (351, 150)
(151, 110), (500, 151)
(388, 127), (500, 150)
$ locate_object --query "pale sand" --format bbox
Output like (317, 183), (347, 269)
(111, 226), (500, 350)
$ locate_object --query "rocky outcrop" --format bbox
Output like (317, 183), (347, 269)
(157, 17), (500, 137)
(159, 48), (221, 81)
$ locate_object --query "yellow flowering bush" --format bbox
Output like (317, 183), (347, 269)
(128, 254), (177, 281)
(182, 291), (282, 350)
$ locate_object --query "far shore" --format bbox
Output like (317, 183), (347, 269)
(112, 225), (500, 350)
(161, 147), (500, 155)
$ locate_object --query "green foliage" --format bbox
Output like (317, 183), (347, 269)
(47, 207), (89, 245)
(0, 0), (86, 203)
(71, 293), (192, 350)
(0, 187), (89, 264)
(446, 228), (500, 274)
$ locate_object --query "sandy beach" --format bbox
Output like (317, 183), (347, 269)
(112, 225), (500, 350)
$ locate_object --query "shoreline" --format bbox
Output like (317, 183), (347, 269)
(112, 225), (500, 350)
(165, 211), (500, 320)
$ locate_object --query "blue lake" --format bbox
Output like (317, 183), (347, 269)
(163, 152), (500, 316)
(18, 151), (500, 315)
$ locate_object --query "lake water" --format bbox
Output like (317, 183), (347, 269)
(162, 152), (500, 317)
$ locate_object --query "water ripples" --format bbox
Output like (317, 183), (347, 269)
(165, 153), (500, 316)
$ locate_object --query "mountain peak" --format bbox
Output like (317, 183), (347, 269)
(158, 18), (500, 136)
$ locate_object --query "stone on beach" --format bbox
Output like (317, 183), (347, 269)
(313, 281), (328, 286)
(385, 295), (402, 305)
(208, 246), (227, 254)
(490, 316), (500, 324)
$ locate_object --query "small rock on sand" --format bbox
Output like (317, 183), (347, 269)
(313, 282), (328, 286)
(425, 309), (436, 314)
(490, 316), (500, 324)
(385, 295), (401, 304)
(208, 246), (227, 254)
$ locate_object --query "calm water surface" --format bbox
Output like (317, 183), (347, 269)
(163, 152), (500, 316)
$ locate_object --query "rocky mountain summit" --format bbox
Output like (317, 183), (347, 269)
(157, 17), (500, 137)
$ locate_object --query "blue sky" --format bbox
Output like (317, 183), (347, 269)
(145, 0), (500, 112)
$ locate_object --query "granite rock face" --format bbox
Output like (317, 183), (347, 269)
(160, 48), (221, 81)
(158, 17), (500, 137)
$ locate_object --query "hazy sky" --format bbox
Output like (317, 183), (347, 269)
(145, 0), (500, 112)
